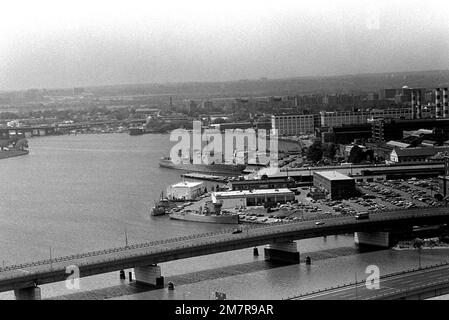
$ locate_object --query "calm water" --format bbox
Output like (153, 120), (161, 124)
(1, 133), (449, 300)
(0, 133), (230, 265)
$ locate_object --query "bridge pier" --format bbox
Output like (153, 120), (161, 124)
(14, 286), (41, 300)
(354, 232), (392, 248)
(264, 241), (299, 263)
(134, 264), (164, 287)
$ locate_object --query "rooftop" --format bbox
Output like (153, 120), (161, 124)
(181, 173), (228, 182)
(386, 140), (411, 149)
(314, 171), (353, 181)
(171, 181), (204, 188)
(392, 147), (438, 157)
(213, 188), (293, 198)
(231, 177), (293, 185)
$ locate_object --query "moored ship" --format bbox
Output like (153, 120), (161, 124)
(0, 149), (29, 159)
(0, 138), (29, 160)
(159, 156), (246, 176)
(151, 199), (172, 216)
(168, 198), (239, 224)
(150, 192), (187, 216)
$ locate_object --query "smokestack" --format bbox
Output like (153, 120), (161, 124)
(436, 88), (442, 118)
(444, 87), (449, 118)
(416, 90), (422, 119)
(411, 90), (416, 119)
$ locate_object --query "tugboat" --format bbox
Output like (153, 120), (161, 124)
(151, 199), (170, 216)
(150, 191), (187, 216)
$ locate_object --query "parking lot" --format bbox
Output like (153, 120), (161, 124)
(357, 177), (443, 210)
(238, 177), (446, 224)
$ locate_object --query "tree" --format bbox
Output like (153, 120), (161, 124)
(307, 141), (323, 162)
(212, 118), (227, 124)
(323, 143), (338, 160)
(348, 145), (366, 164)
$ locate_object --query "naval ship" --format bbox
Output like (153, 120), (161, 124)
(168, 199), (239, 224)
(159, 156), (246, 175)
(169, 210), (239, 224)
(159, 148), (248, 176)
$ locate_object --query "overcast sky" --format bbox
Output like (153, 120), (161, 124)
(1, 0), (448, 90)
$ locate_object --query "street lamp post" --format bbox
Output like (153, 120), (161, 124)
(50, 247), (53, 271)
(414, 238), (423, 270)
(418, 248), (422, 270)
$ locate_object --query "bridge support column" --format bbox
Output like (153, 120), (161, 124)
(134, 264), (164, 287)
(264, 241), (299, 263)
(354, 232), (391, 248)
(14, 286), (41, 300)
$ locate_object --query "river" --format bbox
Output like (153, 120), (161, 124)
(1, 133), (449, 299)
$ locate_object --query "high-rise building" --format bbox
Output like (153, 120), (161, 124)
(271, 114), (316, 136)
(73, 87), (85, 96)
(201, 100), (213, 110)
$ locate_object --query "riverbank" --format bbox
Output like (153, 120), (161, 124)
(0, 149), (29, 160)
(394, 238), (449, 250)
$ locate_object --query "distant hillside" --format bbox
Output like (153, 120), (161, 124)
(83, 69), (449, 99)
(7, 69), (449, 101)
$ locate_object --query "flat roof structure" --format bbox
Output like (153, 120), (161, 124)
(171, 181), (204, 188)
(213, 188), (293, 198)
(314, 171), (353, 181)
(181, 173), (229, 183)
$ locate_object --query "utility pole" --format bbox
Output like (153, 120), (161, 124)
(418, 248), (421, 270)
(125, 227), (129, 248)
(355, 273), (358, 300)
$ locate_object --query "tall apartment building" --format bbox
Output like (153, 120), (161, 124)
(320, 108), (412, 129)
(320, 110), (370, 128)
(201, 100), (213, 110)
(271, 114), (316, 136)
(272, 108), (414, 136)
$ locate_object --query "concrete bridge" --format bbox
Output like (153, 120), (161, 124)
(2, 207), (449, 299)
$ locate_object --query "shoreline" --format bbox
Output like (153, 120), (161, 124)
(0, 149), (29, 160)
(393, 246), (449, 250)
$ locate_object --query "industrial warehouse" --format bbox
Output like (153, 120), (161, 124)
(313, 171), (357, 200)
(211, 188), (295, 209)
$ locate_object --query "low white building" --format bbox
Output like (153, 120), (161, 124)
(211, 188), (295, 209)
(166, 181), (205, 200)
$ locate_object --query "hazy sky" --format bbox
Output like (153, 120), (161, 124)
(1, 0), (448, 90)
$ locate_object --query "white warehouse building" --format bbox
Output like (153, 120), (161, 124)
(211, 188), (295, 209)
(166, 181), (205, 200)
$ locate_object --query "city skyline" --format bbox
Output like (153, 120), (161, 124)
(1, 0), (448, 91)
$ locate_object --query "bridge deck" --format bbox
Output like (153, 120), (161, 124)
(1, 207), (449, 292)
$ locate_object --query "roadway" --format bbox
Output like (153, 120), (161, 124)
(295, 263), (449, 300)
(255, 162), (446, 178)
(1, 207), (449, 292)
